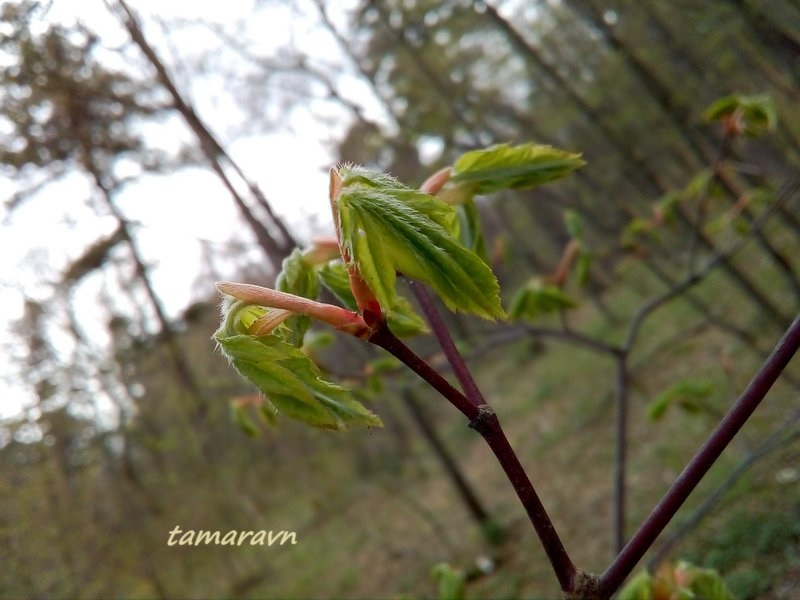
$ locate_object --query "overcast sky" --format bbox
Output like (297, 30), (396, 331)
(0, 0), (382, 425)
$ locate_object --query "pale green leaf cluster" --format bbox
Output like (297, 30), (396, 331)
(450, 143), (585, 195)
(335, 165), (505, 320)
(703, 93), (776, 136)
(214, 145), (588, 433)
(215, 331), (382, 431)
(618, 562), (733, 600)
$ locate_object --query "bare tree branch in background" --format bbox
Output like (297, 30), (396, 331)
(111, 0), (297, 271)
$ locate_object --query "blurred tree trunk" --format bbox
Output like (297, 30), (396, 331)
(482, 3), (672, 198)
(727, 0), (800, 87)
(81, 157), (209, 427)
(560, 0), (713, 168)
(482, 3), (795, 326)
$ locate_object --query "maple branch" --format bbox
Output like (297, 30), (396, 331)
(367, 321), (582, 594)
(599, 314), (800, 596)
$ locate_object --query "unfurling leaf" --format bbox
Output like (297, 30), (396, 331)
(333, 165), (504, 320)
(276, 248), (321, 346)
(450, 143), (585, 195)
(276, 248), (320, 299)
(386, 296), (431, 337)
(217, 282), (368, 337)
(317, 260), (360, 309)
(319, 261), (429, 337)
(509, 279), (579, 321)
(228, 302), (270, 334)
(215, 331), (382, 431)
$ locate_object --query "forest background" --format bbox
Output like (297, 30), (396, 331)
(1, 0), (799, 598)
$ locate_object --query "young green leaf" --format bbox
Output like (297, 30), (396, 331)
(258, 399), (279, 426)
(217, 282), (369, 338)
(703, 93), (776, 136)
(456, 199), (488, 260)
(655, 191), (681, 224)
(449, 143), (585, 195)
(430, 563), (466, 600)
(564, 209), (584, 241)
(621, 216), (659, 250)
(509, 278), (579, 321)
(318, 261), (429, 337)
(317, 260), (359, 310)
(276, 248), (322, 346)
(680, 562), (733, 600)
(575, 250), (592, 286)
(215, 331), (382, 431)
(337, 165), (457, 231)
(221, 298), (294, 341)
(277, 248), (320, 299)
(227, 302), (270, 333)
(386, 296), (431, 337)
(646, 393), (671, 423)
(333, 166), (505, 320)
(681, 169), (713, 200)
